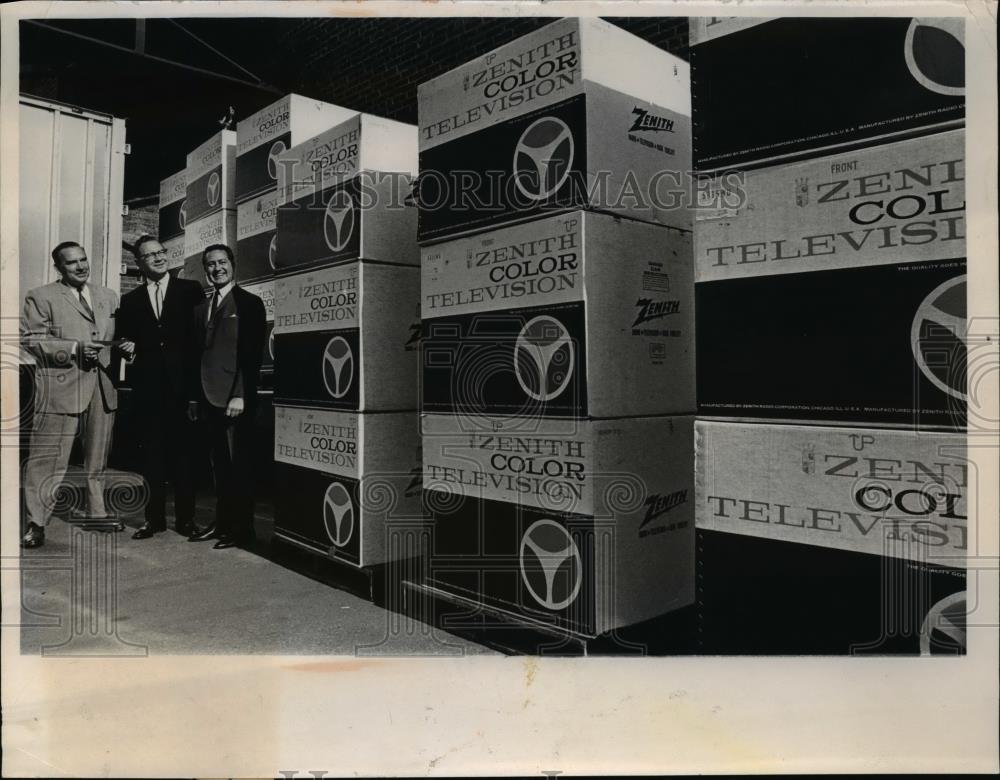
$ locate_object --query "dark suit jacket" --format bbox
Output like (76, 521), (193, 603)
(191, 285), (266, 410)
(115, 277), (205, 403)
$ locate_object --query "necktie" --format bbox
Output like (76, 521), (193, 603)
(154, 281), (163, 320)
(78, 289), (94, 320)
(209, 291), (220, 322)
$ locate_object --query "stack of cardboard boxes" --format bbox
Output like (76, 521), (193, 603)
(270, 112), (422, 570)
(182, 130), (237, 289)
(157, 169), (187, 273)
(690, 16), (968, 653)
(234, 95), (357, 383)
(418, 18), (697, 638)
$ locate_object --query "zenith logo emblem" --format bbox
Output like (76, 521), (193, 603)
(267, 330), (275, 361)
(206, 172), (221, 207)
(323, 481), (355, 548)
(514, 315), (574, 403)
(513, 116), (575, 202)
(323, 190), (356, 252)
(322, 335), (354, 399)
(631, 298), (681, 328)
(267, 139), (287, 180)
(268, 233), (278, 269)
(910, 274), (967, 401)
(178, 200), (187, 230)
(628, 107), (675, 133)
(519, 519), (583, 611)
(904, 18), (965, 97)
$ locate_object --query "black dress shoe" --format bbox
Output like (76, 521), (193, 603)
(188, 527), (217, 542)
(132, 523), (164, 540)
(213, 538), (235, 549)
(21, 523), (45, 549)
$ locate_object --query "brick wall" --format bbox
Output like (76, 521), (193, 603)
(264, 16), (689, 124)
(119, 197), (159, 292)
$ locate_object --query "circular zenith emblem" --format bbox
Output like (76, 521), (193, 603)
(323, 189), (356, 252)
(268, 233), (278, 269)
(206, 171), (221, 207)
(919, 591), (966, 655)
(267, 139), (287, 180)
(321, 335), (354, 399)
(910, 275), (967, 401)
(322, 481), (355, 548)
(513, 116), (575, 202)
(513, 315), (574, 402)
(904, 17), (965, 97)
(519, 519), (583, 611)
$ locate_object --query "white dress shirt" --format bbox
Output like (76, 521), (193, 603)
(207, 281), (235, 321)
(146, 274), (170, 318)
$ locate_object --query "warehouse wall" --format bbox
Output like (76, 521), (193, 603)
(266, 16), (690, 123)
(21, 16), (688, 199)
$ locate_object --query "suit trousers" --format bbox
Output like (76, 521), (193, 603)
(135, 398), (196, 530)
(22, 387), (114, 527)
(202, 403), (255, 541)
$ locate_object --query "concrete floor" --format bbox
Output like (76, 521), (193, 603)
(18, 470), (494, 657)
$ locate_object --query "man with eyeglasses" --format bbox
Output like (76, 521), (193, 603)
(114, 235), (206, 539)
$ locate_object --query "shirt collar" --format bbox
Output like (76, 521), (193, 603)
(212, 281), (235, 301)
(61, 280), (90, 300)
(146, 274), (169, 290)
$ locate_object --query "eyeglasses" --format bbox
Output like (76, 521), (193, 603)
(139, 248), (168, 261)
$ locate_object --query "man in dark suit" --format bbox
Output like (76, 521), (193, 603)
(188, 243), (266, 549)
(115, 235), (206, 539)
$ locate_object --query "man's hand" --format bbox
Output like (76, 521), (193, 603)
(225, 397), (244, 418)
(118, 340), (136, 361)
(81, 342), (102, 369)
(187, 401), (199, 422)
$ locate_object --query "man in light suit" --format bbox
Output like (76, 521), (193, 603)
(115, 235), (206, 539)
(188, 244), (266, 550)
(21, 241), (121, 548)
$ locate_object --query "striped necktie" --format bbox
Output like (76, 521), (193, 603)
(78, 289), (94, 320)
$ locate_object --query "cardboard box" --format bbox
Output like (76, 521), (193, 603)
(695, 420), (968, 565)
(181, 209), (237, 289)
(688, 17), (772, 46)
(696, 527), (967, 654)
(696, 259), (967, 426)
(695, 130), (965, 283)
(417, 17), (692, 242)
(185, 130), (236, 224)
(162, 235), (185, 272)
(242, 279), (275, 374)
(236, 188), (280, 284)
(274, 405), (421, 568)
(422, 211), (694, 419)
(273, 262), (419, 411)
(695, 419), (967, 654)
(691, 17), (965, 171)
(422, 412), (695, 636)
(235, 94), (357, 205)
(158, 169), (186, 242)
(274, 113), (418, 271)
